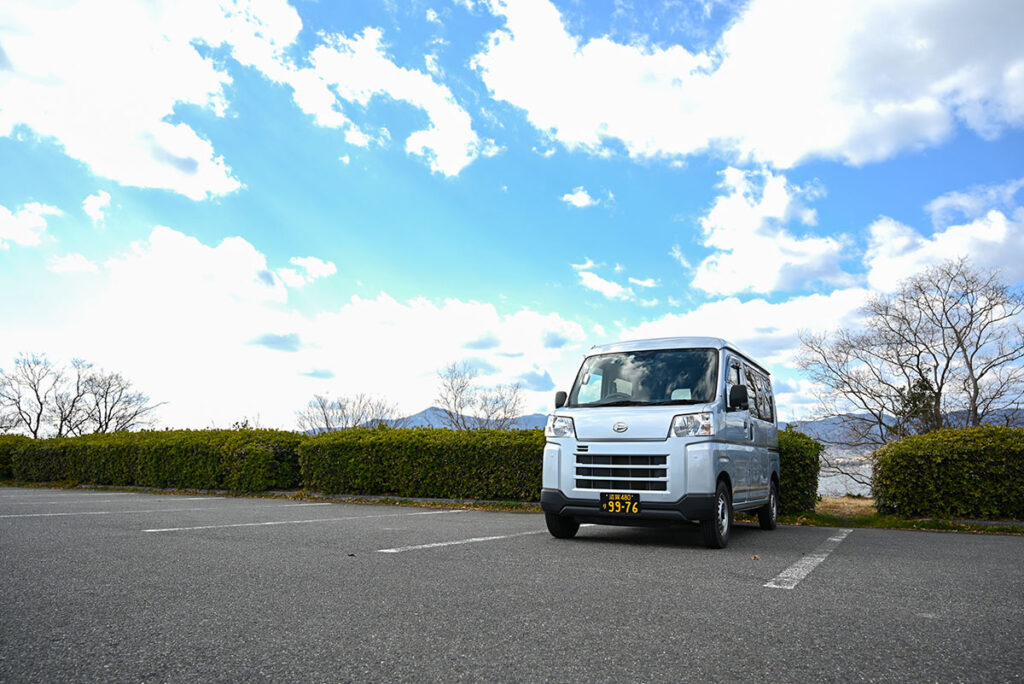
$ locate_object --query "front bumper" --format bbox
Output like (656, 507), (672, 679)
(540, 488), (716, 524)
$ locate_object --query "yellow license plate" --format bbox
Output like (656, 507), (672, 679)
(600, 492), (640, 515)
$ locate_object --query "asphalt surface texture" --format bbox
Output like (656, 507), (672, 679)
(1, 487), (1021, 683)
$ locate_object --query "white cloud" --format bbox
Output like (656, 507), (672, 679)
(426, 8), (441, 24)
(0, 0), (250, 199)
(620, 287), (869, 416)
(424, 53), (441, 75)
(561, 186), (599, 208)
(669, 244), (691, 269)
(472, 0), (1024, 168)
(339, 155), (351, 165)
(571, 257), (596, 270)
(82, 191), (111, 226)
(578, 271), (634, 300)
(924, 177), (1024, 228)
(0, 225), (588, 427)
(639, 298), (659, 308)
(48, 253), (99, 274)
(628, 277), (658, 288)
(0, 0), (485, 200)
(865, 203), (1024, 292)
(306, 27), (483, 176)
(276, 256), (337, 288)
(0, 202), (62, 248)
(276, 268), (307, 288)
(291, 256), (337, 280)
(691, 167), (847, 295)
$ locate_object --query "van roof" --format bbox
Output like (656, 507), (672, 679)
(587, 336), (770, 376)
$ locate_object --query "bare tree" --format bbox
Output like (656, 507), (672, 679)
(435, 361), (523, 430)
(799, 257), (1024, 484)
(84, 370), (163, 434)
(0, 354), (163, 437)
(52, 359), (93, 437)
(0, 354), (62, 438)
(296, 393), (407, 433)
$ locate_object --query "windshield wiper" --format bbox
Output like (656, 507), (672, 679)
(645, 399), (704, 405)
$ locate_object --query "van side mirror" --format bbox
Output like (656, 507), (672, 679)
(728, 385), (749, 411)
(554, 391), (567, 408)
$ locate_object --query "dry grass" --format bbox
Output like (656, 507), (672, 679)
(817, 496), (876, 519)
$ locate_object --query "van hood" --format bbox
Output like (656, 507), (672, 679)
(558, 404), (712, 441)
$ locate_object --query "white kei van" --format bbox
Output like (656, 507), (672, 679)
(541, 337), (779, 548)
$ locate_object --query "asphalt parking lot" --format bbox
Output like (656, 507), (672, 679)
(1, 487), (1021, 682)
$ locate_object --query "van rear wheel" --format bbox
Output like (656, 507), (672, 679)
(758, 479), (779, 530)
(545, 512), (580, 539)
(700, 481), (732, 549)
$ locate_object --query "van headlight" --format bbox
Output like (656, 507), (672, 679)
(670, 412), (713, 437)
(545, 415), (576, 438)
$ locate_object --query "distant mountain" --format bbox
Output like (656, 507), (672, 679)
(391, 407), (547, 430)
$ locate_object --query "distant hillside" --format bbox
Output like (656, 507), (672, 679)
(396, 407), (546, 429)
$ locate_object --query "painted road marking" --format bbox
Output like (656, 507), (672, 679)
(0, 506), (234, 519)
(764, 528), (853, 590)
(0, 492), (134, 499)
(144, 509), (464, 533)
(376, 525), (594, 553)
(4, 497), (223, 505)
(378, 530), (545, 553)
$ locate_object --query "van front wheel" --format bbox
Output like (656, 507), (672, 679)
(700, 481), (732, 549)
(545, 512), (580, 539)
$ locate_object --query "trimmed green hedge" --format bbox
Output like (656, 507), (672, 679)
(778, 427), (822, 514)
(0, 435), (31, 479)
(299, 427), (545, 500)
(3, 425), (825, 511)
(2, 430), (304, 493)
(873, 426), (1024, 519)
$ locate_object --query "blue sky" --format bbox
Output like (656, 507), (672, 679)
(2, 0), (1023, 428)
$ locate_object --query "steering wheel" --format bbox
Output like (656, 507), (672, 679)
(601, 392), (632, 402)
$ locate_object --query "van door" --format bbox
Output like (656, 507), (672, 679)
(743, 364), (774, 501)
(721, 357), (753, 503)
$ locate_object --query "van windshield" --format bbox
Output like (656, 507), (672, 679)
(568, 349), (719, 407)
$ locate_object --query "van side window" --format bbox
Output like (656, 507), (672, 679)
(726, 362), (741, 403)
(758, 373), (776, 423)
(743, 365), (760, 419)
(744, 365), (775, 423)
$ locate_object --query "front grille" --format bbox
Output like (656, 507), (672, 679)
(575, 452), (668, 491)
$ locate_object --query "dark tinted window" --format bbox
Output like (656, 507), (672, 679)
(569, 349), (718, 406)
(744, 365), (775, 422)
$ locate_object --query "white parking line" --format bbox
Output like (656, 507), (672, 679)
(0, 492), (134, 499)
(378, 530), (546, 553)
(764, 528), (853, 589)
(0, 506), (233, 519)
(144, 509), (465, 533)
(5, 497), (223, 505)
(376, 523), (595, 554)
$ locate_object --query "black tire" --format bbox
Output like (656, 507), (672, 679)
(700, 480), (732, 549)
(758, 479), (779, 531)
(545, 512), (580, 539)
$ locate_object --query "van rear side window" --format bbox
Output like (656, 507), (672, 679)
(744, 365), (775, 423)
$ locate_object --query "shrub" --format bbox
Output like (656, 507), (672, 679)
(873, 426), (1024, 519)
(299, 427), (545, 501)
(220, 429), (305, 493)
(7, 429), (305, 493)
(778, 427), (822, 514)
(0, 435), (32, 479)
